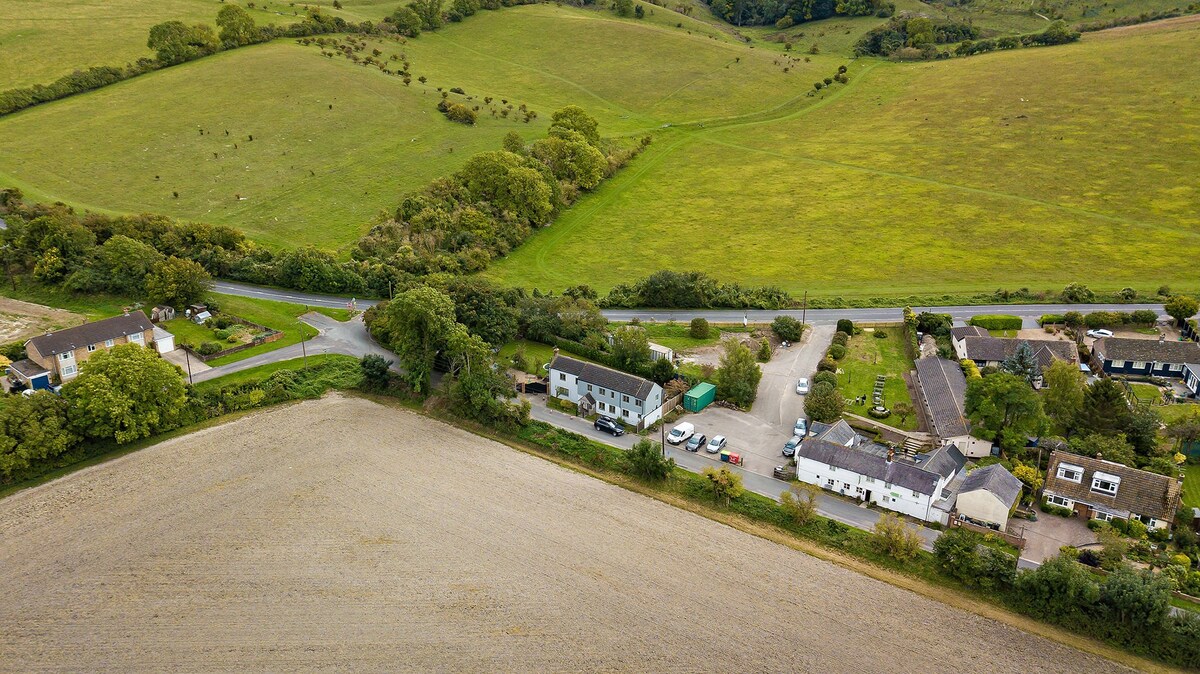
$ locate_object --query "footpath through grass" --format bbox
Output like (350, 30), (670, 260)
(837, 327), (917, 431)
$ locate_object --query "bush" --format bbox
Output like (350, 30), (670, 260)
(827, 344), (846, 360)
(836, 319), (855, 334)
(1060, 282), (1095, 303)
(873, 330), (888, 339)
(197, 341), (223, 356)
(689, 317), (710, 339)
(812, 370), (838, 388)
(1039, 314), (1065, 326)
(831, 331), (849, 346)
(969, 314), (1022, 331)
(441, 101), (477, 124)
(771, 315), (804, 342)
(817, 357), (837, 372)
(1040, 498), (1072, 517)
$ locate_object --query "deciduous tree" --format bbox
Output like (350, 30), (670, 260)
(715, 339), (761, 408)
(144, 256), (212, 307)
(1042, 360), (1084, 432)
(873, 512), (921, 560)
(625, 439), (674, 481)
(62, 344), (187, 444)
(702, 466), (743, 506)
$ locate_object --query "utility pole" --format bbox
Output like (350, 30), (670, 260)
(802, 290), (807, 327)
(184, 347), (193, 385)
(300, 304), (309, 370)
(660, 416), (666, 458)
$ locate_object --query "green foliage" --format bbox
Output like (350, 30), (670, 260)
(602, 271), (791, 310)
(701, 465), (744, 506)
(409, 0), (446, 31)
(611, 325), (652, 372)
(390, 6), (423, 36)
(812, 370), (837, 388)
(970, 314), (1023, 331)
(441, 102), (477, 125)
(1068, 433), (1137, 468)
(689, 317), (711, 340)
(965, 371), (1045, 449)
(145, 256), (212, 308)
(756, 338), (772, 362)
(873, 512), (922, 561)
(817, 357), (837, 372)
(624, 438), (674, 481)
(216, 5), (258, 46)
(771, 315), (804, 342)
(62, 343), (188, 444)
(805, 380), (844, 423)
(715, 339), (761, 408)
(613, 0), (634, 17)
(359, 354), (393, 391)
(1060, 283), (1095, 303)
(1001, 340), (1041, 385)
(1042, 360), (1084, 431)
(0, 393), (76, 480)
(827, 343), (846, 360)
(835, 318), (854, 334)
(1076, 378), (1132, 437)
(374, 286), (461, 394)
(1165, 295), (1199, 326)
(1039, 498), (1073, 517)
(779, 482), (819, 525)
(147, 21), (219, 66)
(831, 331), (849, 347)
(549, 105), (600, 146)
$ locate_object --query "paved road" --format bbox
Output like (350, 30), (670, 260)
(528, 400), (939, 549)
(213, 279), (1167, 327)
(191, 312), (396, 383)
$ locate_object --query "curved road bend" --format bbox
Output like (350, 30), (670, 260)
(214, 280), (1166, 327)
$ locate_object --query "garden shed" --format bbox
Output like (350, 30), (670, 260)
(684, 382), (716, 412)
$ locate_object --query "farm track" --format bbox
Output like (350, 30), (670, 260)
(0, 395), (1133, 672)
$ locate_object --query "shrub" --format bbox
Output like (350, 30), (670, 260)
(442, 102), (477, 124)
(969, 314), (1022, 331)
(873, 512), (921, 560)
(1040, 498), (1072, 517)
(1126, 518), (1148, 540)
(812, 371), (838, 388)
(1060, 282), (1095, 303)
(873, 330), (887, 339)
(817, 357), (837, 372)
(831, 331), (849, 346)
(197, 341), (223, 356)
(836, 319), (855, 334)
(689, 317), (710, 339)
(1039, 314), (1065, 326)
(827, 343), (846, 360)
(771, 315), (804, 342)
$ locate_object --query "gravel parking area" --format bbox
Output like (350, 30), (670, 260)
(0, 396), (1127, 672)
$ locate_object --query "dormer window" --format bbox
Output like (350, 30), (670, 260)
(1057, 463), (1083, 484)
(1091, 471), (1120, 496)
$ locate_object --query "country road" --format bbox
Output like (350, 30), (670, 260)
(213, 280), (1170, 327)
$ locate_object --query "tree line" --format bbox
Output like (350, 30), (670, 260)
(855, 16), (1078, 59)
(705, 0), (893, 27)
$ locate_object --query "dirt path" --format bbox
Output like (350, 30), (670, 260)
(0, 396), (1130, 672)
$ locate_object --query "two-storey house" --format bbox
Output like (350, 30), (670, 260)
(8, 311), (156, 389)
(1043, 450), (1182, 530)
(548, 355), (663, 428)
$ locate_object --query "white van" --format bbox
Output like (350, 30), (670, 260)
(666, 422), (695, 445)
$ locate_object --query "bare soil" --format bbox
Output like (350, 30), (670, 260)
(0, 297), (83, 343)
(0, 396), (1131, 672)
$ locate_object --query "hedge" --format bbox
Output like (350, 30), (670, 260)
(969, 314), (1022, 331)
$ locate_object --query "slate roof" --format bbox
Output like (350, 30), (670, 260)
(8, 358), (49, 379)
(816, 419), (857, 446)
(960, 464), (1022, 509)
(950, 326), (988, 340)
(918, 443), (966, 480)
(1045, 450), (1182, 520)
(960, 337), (1076, 367)
(795, 438), (941, 496)
(914, 357), (970, 439)
(26, 311), (153, 357)
(1092, 337), (1200, 366)
(808, 421), (833, 438)
(550, 355), (658, 401)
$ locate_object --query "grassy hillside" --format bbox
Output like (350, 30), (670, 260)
(0, 0), (403, 91)
(486, 19), (1200, 297)
(0, 4), (832, 250)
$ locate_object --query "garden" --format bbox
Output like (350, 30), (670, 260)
(835, 325), (918, 431)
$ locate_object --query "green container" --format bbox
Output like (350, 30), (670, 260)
(684, 382), (716, 412)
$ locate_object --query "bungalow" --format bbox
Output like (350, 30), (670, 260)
(794, 428), (966, 524)
(548, 355), (663, 428)
(952, 330), (1076, 367)
(10, 311), (156, 385)
(913, 357), (993, 458)
(1185, 363), (1200, 398)
(1091, 336), (1200, 380)
(1043, 450), (1182, 530)
(954, 465), (1022, 532)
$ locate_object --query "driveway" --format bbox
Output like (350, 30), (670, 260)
(191, 313), (397, 383)
(1011, 513), (1096, 565)
(750, 324), (836, 429)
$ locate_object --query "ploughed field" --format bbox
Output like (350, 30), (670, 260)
(0, 395), (1128, 672)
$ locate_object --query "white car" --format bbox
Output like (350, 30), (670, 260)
(706, 435), (727, 454)
(794, 418), (807, 437)
(795, 378), (809, 395)
(1086, 329), (1114, 338)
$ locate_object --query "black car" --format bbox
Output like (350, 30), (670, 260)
(594, 416), (625, 436)
(685, 434), (707, 452)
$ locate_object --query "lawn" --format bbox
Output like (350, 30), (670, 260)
(613, 322), (752, 352)
(0, 280), (136, 320)
(1183, 464), (1200, 510)
(193, 354), (358, 391)
(487, 20), (1200, 298)
(0, 4), (828, 252)
(497, 339), (604, 375)
(836, 327), (917, 431)
(1128, 382), (1165, 405)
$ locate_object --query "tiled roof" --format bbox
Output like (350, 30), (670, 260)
(1044, 450), (1182, 520)
(1092, 337), (1200, 365)
(26, 311), (153, 357)
(914, 357), (969, 438)
(950, 326), (988, 340)
(961, 337), (1076, 367)
(816, 419), (857, 446)
(550, 355), (658, 400)
(960, 464), (1022, 509)
(8, 358), (49, 379)
(919, 443), (966, 479)
(795, 438), (941, 496)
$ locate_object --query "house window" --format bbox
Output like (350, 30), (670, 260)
(1094, 511), (1114, 522)
(62, 364), (76, 376)
(1111, 360), (1125, 368)
(1056, 464), (1083, 484)
(559, 373), (566, 381)
(622, 395), (629, 403)
(587, 385), (592, 392)
(1048, 495), (1072, 508)
(825, 479), (835, 488)
(87, 344), (97, 352)
(829, 465), (837, 472)
(105, 339), (114, 348)
(1169, 363), (1182, 372)
(865, 477), (875, 483)
(884, 482), (892, 489)
(60, 352), (72, 361)
(129, 333), (143, 343)
(1091, 471), (1121, 496)
(599, 388), (606, 396)
(1131, 361), (1147, 370)
(623, 409), (630, 418)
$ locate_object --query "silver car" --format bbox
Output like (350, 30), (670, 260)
(706, 435), (727, 454)
(796, 378), (809, 394)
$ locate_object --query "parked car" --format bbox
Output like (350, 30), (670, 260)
(1087, 329), (1114, 338)
(706, 435), (727, 454)
(782, 435), (802, 457)
(594, 416), (625, 437)
(795, 378), (809, 395)
(685, 434), (707, 452)
(794, 417), (807, 437)
(666, 422), (695, 445)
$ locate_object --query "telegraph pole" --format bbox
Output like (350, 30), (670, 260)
(802, 290), (807, 327)
(300, 304), (309, 370)
(184, 348), (193, 385)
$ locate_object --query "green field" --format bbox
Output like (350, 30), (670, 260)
(0, 4), (829, 251)
(488, 19), (1200, 297)
(835, 327), (917, 431)
(1184, 463), (1200, 509)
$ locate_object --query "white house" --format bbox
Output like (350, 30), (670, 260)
(954, 464), (1022, 532)
(793, 428), (966, 525)
(548, 355), (663, 428)
(914, 357), (992, 458)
